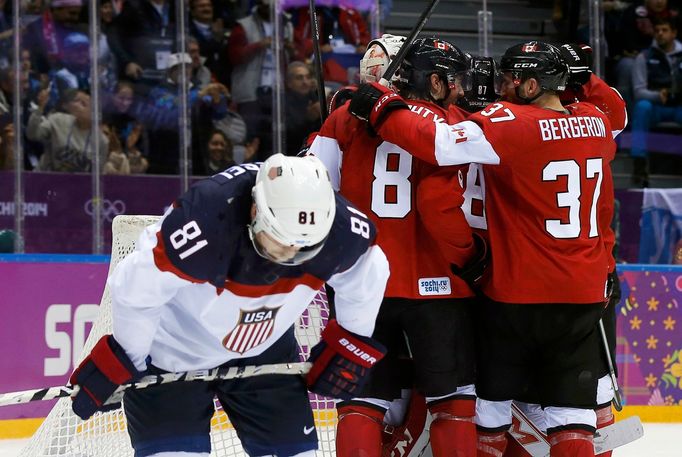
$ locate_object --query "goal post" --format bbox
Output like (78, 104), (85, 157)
(20, 215), (337, 457)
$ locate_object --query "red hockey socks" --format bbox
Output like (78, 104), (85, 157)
(548, 428), (594, 457)
(477, 430), (508, 457)
(336, 403), (385, 457)
(595, 405), (614, 457)
(428, 398), (477, 457)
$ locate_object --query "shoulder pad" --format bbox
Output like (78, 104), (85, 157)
(154, 166), (259, 285)
(308, 194), (378, 277)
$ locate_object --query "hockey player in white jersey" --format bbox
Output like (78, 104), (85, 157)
(68, 153), (390, 457)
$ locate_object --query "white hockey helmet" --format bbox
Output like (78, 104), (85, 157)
(249, 153), (336, 265)
(359, 33), (407, 87)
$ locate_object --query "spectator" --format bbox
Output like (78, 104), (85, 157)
(133, 52), (229, 174)
(0, 64), (14, 115)
(291, 5), (369, 83)
(199, 83), (259, 164)
(228, 0), (292, 157)
(0, 60), (44, 168)
(0, 0), (14, 66)
(189, 0), (230, 84)
(22, 0), (86, 76)
(202, 129), (235, 174)
(102, 123), (131, 174)
(100, 0), (127, 76)
(0, 113), (13, 170)
(284, 61), (320, 156)
(291, 6), (370, 57)
(27, 88), (109, 172)
(611, 0), (679, 108)
(125, 123), (150, 173)
(102, 79), (149, 158)
(188, 36), (212, 89)
(630, 18), (682, 172)
(46, 31), (117, 95)
(112, 0), (177, 93)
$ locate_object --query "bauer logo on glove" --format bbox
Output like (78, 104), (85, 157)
(339, 337), (380, 365)
(306, 319), (386, 400)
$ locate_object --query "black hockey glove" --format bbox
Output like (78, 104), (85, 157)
(606, 269), (621, 307)
(70, 335), (141, 420)
(451, 233), (489, 289)
(559, 43), (593, 89)
(306, 319), (386, 400)
(348, 82), (409, 129)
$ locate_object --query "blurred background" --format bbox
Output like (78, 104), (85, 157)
(0, 0), (680, 261)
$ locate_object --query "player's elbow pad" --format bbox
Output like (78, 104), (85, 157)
(450, 233), (489, 288)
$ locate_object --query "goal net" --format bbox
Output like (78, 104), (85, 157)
(20, 215), (336, 457)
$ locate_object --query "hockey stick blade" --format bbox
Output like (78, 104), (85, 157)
(0, 362), (312, 407)
(593, 415), (644, 454)
(510, 404), (644, 456)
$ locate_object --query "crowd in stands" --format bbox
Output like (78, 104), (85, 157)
(0, 0), (680, 185)
(0, 0), (377, 175)
(552, 0), (682, 186)
(600, 0), (682, 184)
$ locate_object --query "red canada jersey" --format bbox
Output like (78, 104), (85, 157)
(309, 101), (476, 299)
(377, 100), (617, 304)
(561, 74), (627, 271)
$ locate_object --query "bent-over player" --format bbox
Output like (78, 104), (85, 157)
(68, 154), (390, 457)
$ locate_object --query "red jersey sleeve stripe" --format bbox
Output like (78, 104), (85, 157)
(224, 273), (325, 298)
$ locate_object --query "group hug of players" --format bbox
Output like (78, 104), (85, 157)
(64, 29), (627, 457)
(305, 34), (626, 457)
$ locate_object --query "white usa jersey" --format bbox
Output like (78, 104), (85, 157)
(109, 164), (389, 372)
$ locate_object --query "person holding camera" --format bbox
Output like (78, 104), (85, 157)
(631, 17), (682, 161)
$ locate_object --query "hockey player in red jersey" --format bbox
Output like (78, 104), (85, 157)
(501, 42), (628, 457)
(347, 41), (622, 457)
(310, 37), (487, 457)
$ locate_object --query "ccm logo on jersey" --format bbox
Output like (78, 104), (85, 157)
(418, 277), (452, 296)
(374, 93), (399, 113)
(339, 338), (379, 365)
(512, 63), (538, 68)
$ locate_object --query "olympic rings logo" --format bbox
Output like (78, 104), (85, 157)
(84, 198), (126, 222)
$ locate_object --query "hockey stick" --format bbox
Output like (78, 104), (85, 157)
(509, 403), (643, 456)
(378, 0), (441, 86)
(308, 0), (329, 121)
(599, 318), (624, 411)
(0, 362), (311, 407)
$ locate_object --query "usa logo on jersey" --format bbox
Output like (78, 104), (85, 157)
(223, 306), (281, 353)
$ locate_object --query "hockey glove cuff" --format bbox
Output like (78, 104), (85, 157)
(451, 233), (489, 289)
(348, 82), (409, 129)
(306, 319), (386, 400)
(559, 43), (593, 89)
(606, 269), (621, 307)
(70, 335), (141, 420)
